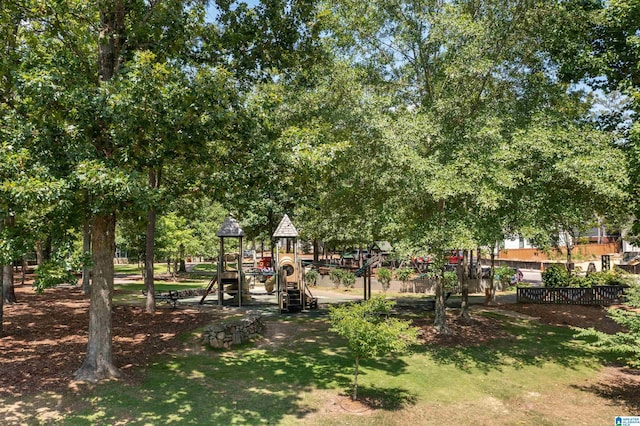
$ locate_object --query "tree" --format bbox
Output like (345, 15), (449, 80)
(10, 0), (214, 382)
(320, 1), (492, 332)
(6, 0), (329, 382)
(325, 0), (624, 332)
(510, 115), (628, 271)
(545, 0), (638, 242)
(328, 295), (418, 401)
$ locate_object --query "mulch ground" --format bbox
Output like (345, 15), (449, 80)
(0, 283), (634, 399)
(0, 285), (222, 397)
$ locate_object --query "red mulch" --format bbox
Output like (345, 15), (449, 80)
(0, 285), (221, 397)
(496, 302), (626, 334)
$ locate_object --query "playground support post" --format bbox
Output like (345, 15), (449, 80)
(217, 238), (224, 306)
(363, 266), (372, 301)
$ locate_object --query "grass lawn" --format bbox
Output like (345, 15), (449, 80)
(15, 309), (631, 425)
(114, 263), (170, 276)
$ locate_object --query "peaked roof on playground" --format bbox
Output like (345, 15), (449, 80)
(273, 214), (298, 238)
(217, 215), (245, 237)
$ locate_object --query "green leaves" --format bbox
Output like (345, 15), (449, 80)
(73, 160), (139, 214)
(328, 295), (419, 359)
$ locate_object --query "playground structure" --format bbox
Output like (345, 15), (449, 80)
(273, 214), (318, 313)
(199, 215), (250, 307)
(197, 214), (318, 313)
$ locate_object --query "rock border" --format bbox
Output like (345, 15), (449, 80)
(202, 313), (264, 349)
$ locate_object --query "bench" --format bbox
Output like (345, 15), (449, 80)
(142, 288), (208, 308)
(142, 290), (180, 308)
(425, 291), (452, 311)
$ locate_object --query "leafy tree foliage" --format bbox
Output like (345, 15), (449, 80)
(329, 295), (418, 400)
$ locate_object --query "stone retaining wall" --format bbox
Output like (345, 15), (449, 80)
(202, 314), (264, 349)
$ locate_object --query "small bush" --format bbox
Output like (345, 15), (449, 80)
(341, 271), (356, 289)
(328, 295), (419, 400)
(376, 267), (392, 293)
(585, 269), (634, 287)
(568, 274), (589, 288)
(495, 265), (515, 287)
(328, 268), (343, 289)
(542, 264), (568, 287)
(34, 260), (78, 293)
(305, 269), (319, 287)
(394, 267), (414, 283)
(443, 271), (458, 290)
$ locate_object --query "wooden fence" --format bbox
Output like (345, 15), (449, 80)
(517, 286), (626, 305)
(616, 264), (640, 275)
(499, 243), (619, 261)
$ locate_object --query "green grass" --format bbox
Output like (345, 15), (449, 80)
(114, 263), (169, 276)
(191, 263), (217, 273)
(17, 311), (629, 425)
(115, 279), (209, 292)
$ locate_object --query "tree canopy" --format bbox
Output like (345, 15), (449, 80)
(0, 0), (637, 378)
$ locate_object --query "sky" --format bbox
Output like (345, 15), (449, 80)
(205, 0), (260, 23)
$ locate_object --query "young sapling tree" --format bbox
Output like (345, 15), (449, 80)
(329, 295), (419, 401)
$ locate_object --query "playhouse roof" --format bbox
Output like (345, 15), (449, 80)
(273, 214), (298, 238)
(217, 215), (245, 237)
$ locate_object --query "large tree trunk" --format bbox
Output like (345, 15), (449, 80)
(145, 206), (157, 313)
(75, 212), (120, 382)
(488, 243), (497, 304)
(144, 168), (160, 313)
(75, 0), (125, 382)
(82, 219), (92, 295)
(3, 214), (17, 304)
(178, 244), (186, 273)
(3, 265), (15, 304)
(313, 239), (319, 263)
(434, 273), (451, 334)
(35, 240), (44, 266)
(459, 249), (470, 321)
(0, 219), (4, 336)
(21, 257), (27, 286)
(0, 272), (3, 336)
(566, 231), (574, 276)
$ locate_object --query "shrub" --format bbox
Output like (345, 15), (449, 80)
(568, 274), (589, 288)
(34, 260), (78, 293)
(304, 269), (319, 287)
(376, 267), (392, 293)
(585, 269), (634, 287)
(542, 264), (568, 287)
(328, 268), (343, 289)
(341, 271), (356, 289)
(495, 265), (516, 287)
(394, 267), (414, 283)
(443, 271), (458, 290)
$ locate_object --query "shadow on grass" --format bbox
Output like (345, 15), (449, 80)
(570, 366), (640, 412)
(418, 314), (613, 374)
(356, 385), (418, 410)
(64, 317), (413, 425)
